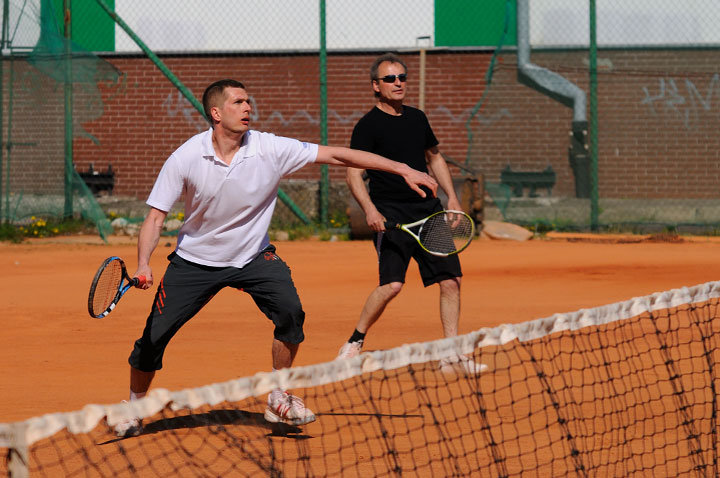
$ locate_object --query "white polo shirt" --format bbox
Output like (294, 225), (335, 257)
(147, 128), (318, 268)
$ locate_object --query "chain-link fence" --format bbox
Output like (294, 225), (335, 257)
(474, 0), (720, 233)
(3, 0), (720, 237)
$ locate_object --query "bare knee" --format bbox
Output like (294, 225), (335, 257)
(381, 281), (404, 298)
(439, 277), (461, 295)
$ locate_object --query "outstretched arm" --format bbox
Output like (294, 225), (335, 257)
(134, 206), (168, 289)
(316, 145), (437, 198)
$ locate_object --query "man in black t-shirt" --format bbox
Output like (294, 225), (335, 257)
(338, 53), (486, 375)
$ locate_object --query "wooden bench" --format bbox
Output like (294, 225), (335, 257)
(500, 165), (556, 197)
(78, 164), (115, 196)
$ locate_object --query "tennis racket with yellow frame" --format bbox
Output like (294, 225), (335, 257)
(386, 210), (475, 257)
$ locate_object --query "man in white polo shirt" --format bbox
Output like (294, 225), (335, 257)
(114, 79), (437, 437)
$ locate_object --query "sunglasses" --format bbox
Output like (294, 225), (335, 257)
(375, 74), (407, 83)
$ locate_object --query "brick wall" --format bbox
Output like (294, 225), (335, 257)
(63, 49), (719, 201)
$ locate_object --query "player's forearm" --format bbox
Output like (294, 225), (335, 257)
(137, 208), (166, 267)
(428, 154), (459, 203)
(318, 145), (411, 176)
(346, 168), (378, 215)
(321, 146), (437, 197)
(347, 168), (387, 230)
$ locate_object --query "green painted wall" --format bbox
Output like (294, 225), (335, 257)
(435, 0), (517, 47)
(52, 0), (115, 51)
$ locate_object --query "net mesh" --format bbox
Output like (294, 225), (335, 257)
(0, 0), (119, 239)
(2, 281), (720, 477)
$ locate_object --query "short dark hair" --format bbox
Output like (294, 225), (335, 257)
(202, 79), (246, 123)
(370, 53), (407, 81)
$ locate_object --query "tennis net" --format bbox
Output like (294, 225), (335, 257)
(2, 280), (720, 477)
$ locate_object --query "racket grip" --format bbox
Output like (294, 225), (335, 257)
(133, 276), (147, 288)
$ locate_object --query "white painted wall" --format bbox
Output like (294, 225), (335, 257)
(114, 0), (435, 52)
(530, 0), (720, 46)
(5, 1), (720, 53)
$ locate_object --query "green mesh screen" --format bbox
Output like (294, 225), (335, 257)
(0, 0), (118, 240)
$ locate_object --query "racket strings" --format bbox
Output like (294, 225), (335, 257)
(91, 260), (123, 315)
(419, 213), (474, 254)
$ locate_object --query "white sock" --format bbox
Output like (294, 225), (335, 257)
(129, 390), (146, 401)
(269, 388), (286, 402)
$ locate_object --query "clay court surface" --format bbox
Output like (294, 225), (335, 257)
(1, 233), (720, 424)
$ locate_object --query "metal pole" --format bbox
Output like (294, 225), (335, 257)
(5, 56), (14, 223)
(589, 0), (599, 230)
(416, 35), (430, 111)
(94, 0), (201, 115)
(93, 0), (311, 224)
(418, 48), (426, 110)
(63, 0), (73, 218)
(0, 0), (7, 222)
(319, 0), (328, 227)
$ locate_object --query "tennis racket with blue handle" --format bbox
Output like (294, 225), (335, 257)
(88, 256), (146, 318)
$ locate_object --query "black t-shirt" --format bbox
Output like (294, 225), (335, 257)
(350, 106), (439, 220)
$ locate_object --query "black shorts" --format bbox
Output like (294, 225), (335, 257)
(373, 198), (462, 287)
(128, 245), (305, 372)
(374, 228), (462, 287)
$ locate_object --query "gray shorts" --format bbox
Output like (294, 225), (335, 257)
(128, 245), (305, 372)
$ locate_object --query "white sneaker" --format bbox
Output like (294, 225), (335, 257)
(264, 391), (316, 426)
(439, 355), (489, 375)
(337, 341), (363, 359)
(114, 401), (143, 437)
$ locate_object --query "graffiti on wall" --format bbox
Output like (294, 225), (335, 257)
(641, 74), (720, 129)
(162, 91), (207, 132)
(161, 91), (260, 132)
(161, 89), (512, 133)
(440, 106), (512, 127)
(161, 90), (361, 131)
